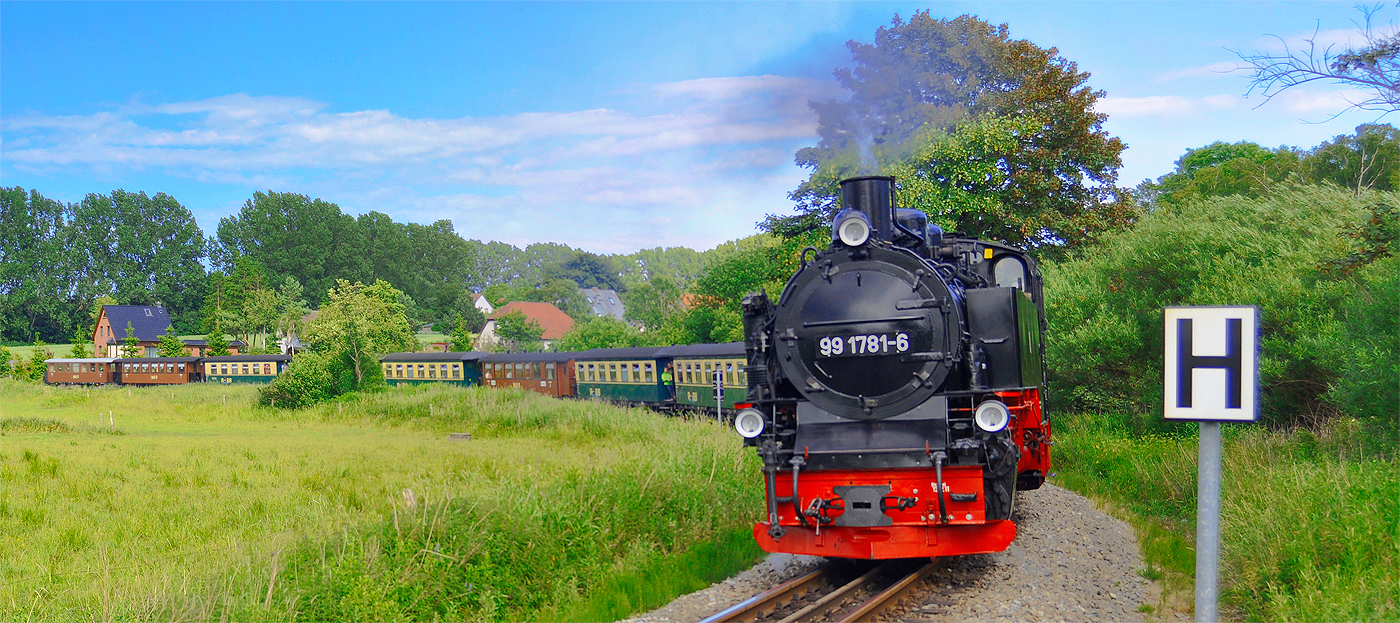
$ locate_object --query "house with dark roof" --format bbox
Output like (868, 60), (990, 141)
(580, 287), (626, 321)
(476, 301), (575, 351)
(93, 305), (242, 357)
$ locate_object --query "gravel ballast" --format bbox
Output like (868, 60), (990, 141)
(625, 483), (1154, 623)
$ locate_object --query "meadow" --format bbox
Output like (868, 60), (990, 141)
(0, 380), (763, 622)
(1053, 413), (1398, 622)
(6, 377), (1395, 622)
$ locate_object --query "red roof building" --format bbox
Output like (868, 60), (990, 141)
(477, 301), (575, 350)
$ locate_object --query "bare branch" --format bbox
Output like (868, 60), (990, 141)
(1238, 9), (1400, 116)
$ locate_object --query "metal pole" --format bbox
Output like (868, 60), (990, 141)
(1195, 421), (1221, 623)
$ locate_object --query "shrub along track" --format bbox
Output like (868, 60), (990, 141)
(625, 484), (1155, 623)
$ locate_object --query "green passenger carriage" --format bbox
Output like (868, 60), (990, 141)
(380, 352), (486, 387)
(203, 355), (292, 384)
(658, 342), (748, 412)
(573, 346), (668, 405)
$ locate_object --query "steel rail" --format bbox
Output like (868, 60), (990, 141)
(835, 559), (939, 623)
(775, 562), (893, 623)
(696, 565), (832, 623)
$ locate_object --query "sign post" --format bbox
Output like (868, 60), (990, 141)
(1164, 306), (1259, 623)
(713, 370), (725, 423)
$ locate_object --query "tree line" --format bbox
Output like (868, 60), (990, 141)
(0, 187), (714, 346)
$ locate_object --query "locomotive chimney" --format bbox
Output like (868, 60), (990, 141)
(840, 176), (895, 242)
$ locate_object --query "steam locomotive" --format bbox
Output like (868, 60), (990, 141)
(734, 176), (1051, 559)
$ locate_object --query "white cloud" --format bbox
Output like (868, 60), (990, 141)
(1154, 62), (1249, 83)
(1202, 94), (1240, 109)
(3, 80), (822, 253)
(1096, 96), (1196, 118)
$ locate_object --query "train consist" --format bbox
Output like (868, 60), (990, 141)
(43, 355), (292, 386)
(45, 345), (750, 413)
(378, 343), (748, 411)
(733, 176), (1052, 560)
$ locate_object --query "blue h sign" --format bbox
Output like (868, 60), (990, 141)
(1164, 307), (1258, 422)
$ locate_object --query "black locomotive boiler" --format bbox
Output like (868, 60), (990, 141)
(734, 175), (1052, 559)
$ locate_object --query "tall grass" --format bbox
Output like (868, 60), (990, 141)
(1053, 412), (1398, 621)
(0, 379), (764, 621)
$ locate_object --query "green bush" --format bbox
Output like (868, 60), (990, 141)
(258, 351), (340, 409)
(1045, 185), (1395, 432)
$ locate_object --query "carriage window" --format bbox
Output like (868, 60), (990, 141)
(384, 364), (392, 377)
(644, 363), (654, 383)
(609, 363), (618, 382)
(429, 365), (436, 379)
(545, 362), (555, 380)
(727, 362), (735, 385)
(452, 364), (460, 379)
(586, 363), (595, 381)
(141, 363), (149, 373)
(620, 363), (630, 383)
(178, 363), (185, 373)
(241, 364), (248, 375)
(577, 363), (585, 378)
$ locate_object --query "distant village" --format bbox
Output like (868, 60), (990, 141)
(89, 286), (630, 358)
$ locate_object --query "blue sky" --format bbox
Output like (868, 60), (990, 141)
(2, 2), (1390, 254)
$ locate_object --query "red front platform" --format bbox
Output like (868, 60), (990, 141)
(752, 520), (1017, 559)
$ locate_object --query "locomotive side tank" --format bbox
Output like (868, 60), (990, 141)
(736, 176), (1052, 559)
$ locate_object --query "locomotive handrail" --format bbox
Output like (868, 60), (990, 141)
(800, 246), (819, 267)
(801, 315), (922, 327)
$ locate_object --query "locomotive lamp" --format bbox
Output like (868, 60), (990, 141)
(974, 400), (1011, 433)
(734, 407), (766, 438)
(833, 210), (872, 246)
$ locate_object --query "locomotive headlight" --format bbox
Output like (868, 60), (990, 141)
(833, 210), (872, 247)
(734, 408), (766, 438)
(974, 400), (1011, 433)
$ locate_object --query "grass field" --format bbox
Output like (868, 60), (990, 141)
(0, 380), (764, 622)
(1052, 413), (1399, 622)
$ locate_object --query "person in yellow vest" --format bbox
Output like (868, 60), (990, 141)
(661, 363), (676, 400)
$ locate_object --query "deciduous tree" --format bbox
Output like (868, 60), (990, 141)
(157, 326), (186, 358)
(492, 309), (544, 353)
(770, 12), (1127, 250)
(121, 322), (142, 359)
(304, 279), (415, 387)
(556, 317), (648, 351)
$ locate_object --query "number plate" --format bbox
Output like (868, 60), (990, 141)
(816, 333), (911, 358)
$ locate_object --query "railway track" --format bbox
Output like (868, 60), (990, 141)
(698, 559), (939, 623)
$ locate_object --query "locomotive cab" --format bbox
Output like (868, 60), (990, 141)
(738, 175), (1051, 559)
